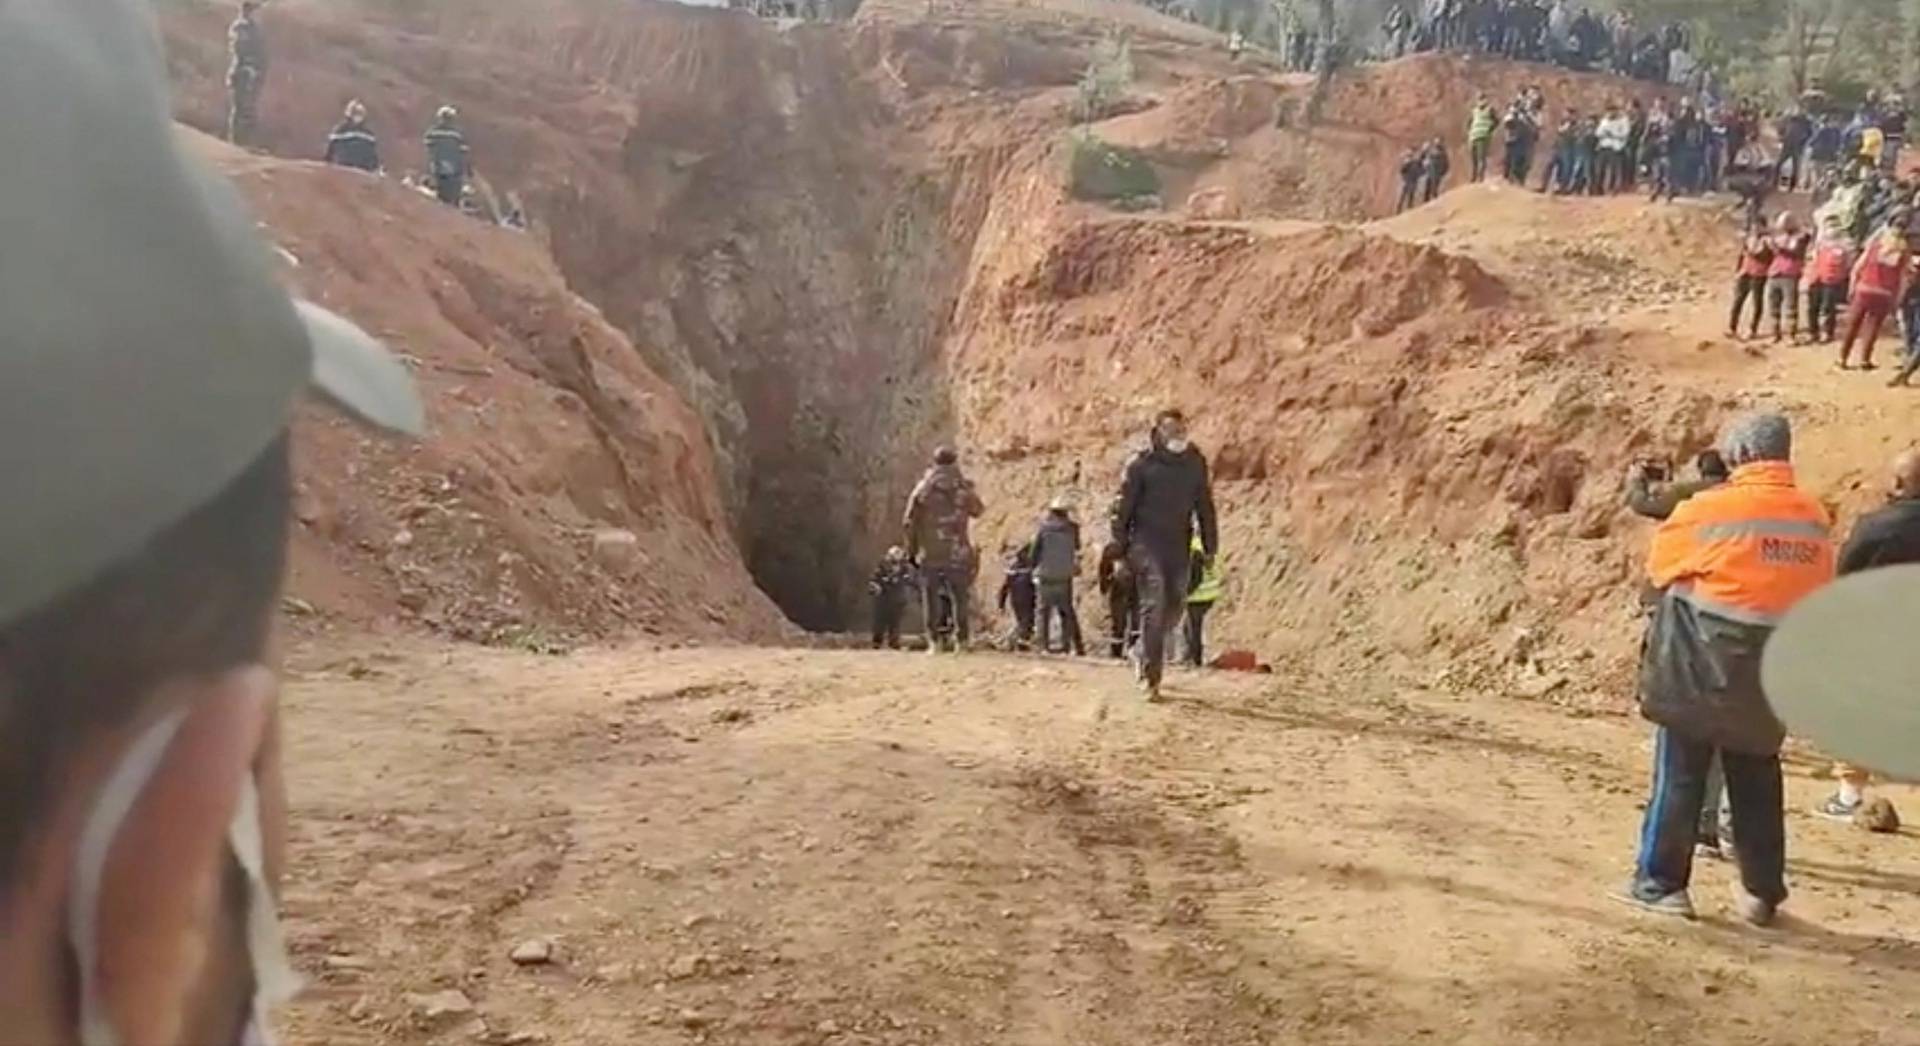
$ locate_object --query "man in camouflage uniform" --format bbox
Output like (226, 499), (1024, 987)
(226, 0), (267, 146)
(903, 446), (985, 653)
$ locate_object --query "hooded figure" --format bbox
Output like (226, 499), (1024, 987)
(1113, 410), (1218, 699)
(1621, 413), (1834, 926)
(903, 446), (985, 652)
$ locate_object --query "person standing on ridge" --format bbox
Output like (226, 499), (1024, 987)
(1182, 534), (1223, 667)
(0, 1), (427, 1040)
(1766, 212), (1812, 344)
(1596, 103), (1632, 194)
(424, 105), (471, 207)
(1502, 96), (1538, 184)
(1841, 218), (1911, 371)
(1113, 410), (1219, 701)
(1804, 217), (1854, 345)
(1727, 221), (1771, 341)
(869, 546), (917, 650)
(1397, 145), (1425, 213)
(226, 0), (268, 147)
(904, 446), (985, 653)
(324, 99), (381, 173)
(1031, 496), (1086, 656)
(1620, 413), (1834, 926)
(1467, 95), (1498, 182)
(1421, 136), (1451, 203)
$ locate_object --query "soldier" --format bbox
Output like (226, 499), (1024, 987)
(324, 99), (381, 173)
(1114, 410), (1219, 700)
(226, 0), (268, 146)
(868, 546), (916, 650)
(903, 446), (985, 653)
(1096, 498), (1137, 659)
(1031, 495), (1085, 656)
(424, 105), (471, 207)
(0, 1), (424, 1039)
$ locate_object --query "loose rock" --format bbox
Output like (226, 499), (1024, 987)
(405, 988), (475, 1021)
(592, 529), (640, 573)
(509, 938), (554, 966)
(1855, 797), (1902, 834)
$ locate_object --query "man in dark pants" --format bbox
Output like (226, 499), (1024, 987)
(996, 544), (1038, 650)
(1031, 497), (1085, 655)
(1619, 414), (1834, 926)
(226, 0), (267, 146)
(1097, 500), (1137, 659)
(869, 546), (917, 650)
(1114, 410), (1219, 701)
(424, 105), (471, 207)
(904, 446), (985, 653)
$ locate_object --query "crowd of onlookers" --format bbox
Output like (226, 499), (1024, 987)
(1394, 83), (1914, 220)
(1382, 0), (1697, 85)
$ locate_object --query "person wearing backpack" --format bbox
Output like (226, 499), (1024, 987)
(1030, 496), (1086, 656)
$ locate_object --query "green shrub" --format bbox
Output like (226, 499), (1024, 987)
(1066, 130), (1162, 207)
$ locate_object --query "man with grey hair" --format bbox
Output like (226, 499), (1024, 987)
(1618, 413), (1834, 926)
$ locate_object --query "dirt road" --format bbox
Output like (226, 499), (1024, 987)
(279, 638), (1920, 1045)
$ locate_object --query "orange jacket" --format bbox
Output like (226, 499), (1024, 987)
(1647, 461), (1835, 626)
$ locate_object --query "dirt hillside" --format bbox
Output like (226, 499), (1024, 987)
(191, 133), (788, 644)
(164, 0), (1918, 688)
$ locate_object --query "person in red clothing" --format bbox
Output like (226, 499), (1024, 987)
(1804, 220), (1854, 345)
(1727, 223), (1772, 340)
(1840, 219), (1912, 370)
(1765, 213), (1812, 343)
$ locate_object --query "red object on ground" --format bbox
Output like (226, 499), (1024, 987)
(1209, 649), (1262, 672)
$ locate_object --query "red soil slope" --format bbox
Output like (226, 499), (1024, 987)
(193, 135), (788, 643)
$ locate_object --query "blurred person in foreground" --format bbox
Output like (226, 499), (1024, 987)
(1813, 449), (1920, 820)
(0, 2), (422, 1042)
(1616, 414), (1833, 927)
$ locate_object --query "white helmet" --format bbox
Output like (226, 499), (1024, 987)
(435, 105), (458, 123)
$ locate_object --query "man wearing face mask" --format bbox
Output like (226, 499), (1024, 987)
(0, 3), (424, 1042)
(1113, 410), (1220, 701)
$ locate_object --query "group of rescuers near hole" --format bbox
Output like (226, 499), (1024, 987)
(877, 409), (1920, 927)
(870, 410), (1221, 702)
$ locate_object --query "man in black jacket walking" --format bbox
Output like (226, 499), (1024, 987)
(1113, 410), (1219, 700)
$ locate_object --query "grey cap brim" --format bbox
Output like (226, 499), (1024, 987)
(297, 301), (426, 436)
(1762, 564), (1920, 779)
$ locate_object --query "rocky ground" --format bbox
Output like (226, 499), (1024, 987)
(279, 637), (1920, 1046)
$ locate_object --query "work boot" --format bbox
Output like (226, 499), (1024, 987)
(1609, 881), (1696, 920)
(926, 638), (945, 656)
(1731, 883), (1777, 927)
(1816, 793), (1862, 822)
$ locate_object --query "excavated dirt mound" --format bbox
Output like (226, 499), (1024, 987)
(191, 134), (788, 644)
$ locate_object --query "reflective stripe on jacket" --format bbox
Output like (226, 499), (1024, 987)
(1646, 461), (1834, 627)
(1186, 536), (1222, 604)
